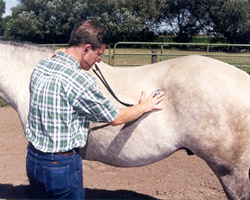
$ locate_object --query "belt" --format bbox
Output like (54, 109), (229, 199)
(28, 143), (79, 156)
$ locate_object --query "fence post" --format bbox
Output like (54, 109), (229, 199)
(206, 44), (210, 56)
(160, 45), (163, 61)
(151, 50), (157, 64)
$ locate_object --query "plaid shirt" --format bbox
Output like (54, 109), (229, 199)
(25, 51), (119, 153)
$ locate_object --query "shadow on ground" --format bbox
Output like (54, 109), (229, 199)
(0, 184), (159, 200)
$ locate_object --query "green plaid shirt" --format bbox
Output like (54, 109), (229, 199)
(25, 51), (119, 153)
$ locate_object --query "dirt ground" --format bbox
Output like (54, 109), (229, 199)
(0, 106), (227, 200)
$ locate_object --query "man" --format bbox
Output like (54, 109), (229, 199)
(25, 20), (164, 199)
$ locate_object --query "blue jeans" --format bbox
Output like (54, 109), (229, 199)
(26, 146), (85, 199)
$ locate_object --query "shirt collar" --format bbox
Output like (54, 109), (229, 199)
(55, 51), (82, 70)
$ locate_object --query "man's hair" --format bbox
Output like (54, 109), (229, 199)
(68, 20), (108, 50)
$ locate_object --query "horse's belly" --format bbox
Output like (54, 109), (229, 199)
(81, 111), (179, 167)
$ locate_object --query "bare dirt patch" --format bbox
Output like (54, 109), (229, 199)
(0, 106), (226, 199)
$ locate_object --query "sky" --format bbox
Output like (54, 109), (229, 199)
(3, 0), (19, 16)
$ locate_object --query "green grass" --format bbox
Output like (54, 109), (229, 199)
(0, 99), (6, 107)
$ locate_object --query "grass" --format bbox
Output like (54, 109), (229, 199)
(0, 99), (6, 107)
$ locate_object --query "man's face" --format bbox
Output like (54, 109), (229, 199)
(81, 44), (106, 71)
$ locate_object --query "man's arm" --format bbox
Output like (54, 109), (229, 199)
(109, 90), (165, 126)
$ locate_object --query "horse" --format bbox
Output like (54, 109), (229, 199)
(0, 42), (249, 200)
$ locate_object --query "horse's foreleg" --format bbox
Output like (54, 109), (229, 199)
(216, 165), (250, 200)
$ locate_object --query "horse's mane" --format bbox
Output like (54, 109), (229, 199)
(0, 40), (54, 71)
(0, 40), (54, 52)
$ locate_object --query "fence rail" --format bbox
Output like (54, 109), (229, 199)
(112, 42), (250, 69)
(38, 42), (250, 71)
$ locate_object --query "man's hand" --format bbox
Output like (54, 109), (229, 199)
(138, 90), (165, 113)
(110, 89), (165, 126)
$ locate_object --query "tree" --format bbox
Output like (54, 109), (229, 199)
(4, 0), (87, 43)
(2, 0), (250, 44)
(212, 0), (250, 44)
(3, 0), (166, 43)
(85, 0), (166, 42)
(162, 0), (202, 42)
(0, 0), (4, 18)
(0, 0), (5, 35)
(193, 0), (250, 44)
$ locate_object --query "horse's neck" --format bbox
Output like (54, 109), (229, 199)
(0, 44), (50, 103)
(0, 43), (52, 128)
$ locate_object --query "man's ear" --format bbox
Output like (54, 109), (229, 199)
(82, 44), (91, 52)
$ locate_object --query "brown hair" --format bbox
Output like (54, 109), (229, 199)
(68, 20), (108, 50)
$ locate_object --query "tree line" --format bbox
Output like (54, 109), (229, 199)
(0, 0), (249, 44)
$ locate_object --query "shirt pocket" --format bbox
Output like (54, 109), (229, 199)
(43, 165), (71, 195)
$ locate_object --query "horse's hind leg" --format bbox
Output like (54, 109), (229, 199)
(218, 166), (250, 200)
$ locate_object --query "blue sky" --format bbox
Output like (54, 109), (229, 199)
(3, 0), (19, 16)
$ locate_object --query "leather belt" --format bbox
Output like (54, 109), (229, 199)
(28, 143), (79, 156)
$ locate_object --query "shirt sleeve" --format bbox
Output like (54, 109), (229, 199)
(74, 81), (119, 123)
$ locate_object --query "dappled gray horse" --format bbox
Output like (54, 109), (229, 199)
(0, 42), (249, 200)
